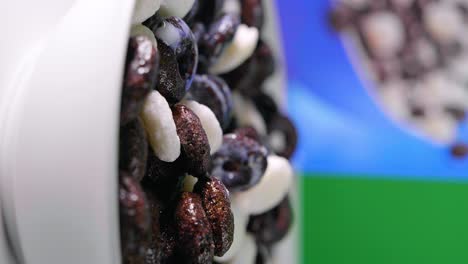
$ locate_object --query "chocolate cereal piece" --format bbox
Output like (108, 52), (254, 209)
(247, 195), (293, 245)
(221, 40), (275, 97)
(186, 74), (234, 129)
(267, 114), (298, 159)
(144, 190), (162, 264)
(157, 204), (179, 264)
(172, 104), (211, 177)
(119, 174), (151, 264)
(144, 150), (186, 203)
(450, 143), (468, 158)
(119, 118), (148, 182)
(240, 0), (264, 30)
(252, 92), (279, 124)
(200, 13), (241, 64)
(194, 178), (234, 256)
(234, 126), (261, 142)
(175, 192), (215, 264)
(255, 243), (273, 264)
(121, 35), (160, 125)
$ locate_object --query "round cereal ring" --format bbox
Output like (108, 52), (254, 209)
(233, 155), (293, 215)
(209, 24), (259, 74)
(211, 133), (268, 192)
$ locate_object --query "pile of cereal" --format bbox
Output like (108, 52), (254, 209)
(329, 0), (468, 156)
(118, 0), (298, 263)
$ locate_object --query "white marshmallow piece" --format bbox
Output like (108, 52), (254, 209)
(269, 130), (287, 154)
(232, 92), (267, 135)
(214, 202), (249, 262)
(141, 91), (181, 162)
(130, 24), (158, 48)
(424, 2), (463, 44)
(414, 39), (438, 69)
(209, 25), (259, 74)
(227, 234), (257, 264)
(182, 174), (198, 192)
(159, 0), (195, 18)
(132, 0), (161, 24)
(378, 80), (410, 121)
(414, 113), (457, 145)
(233, 155), (293, 215)
(222, 0), (242, 15)
(362, 12), (404, 58)
(182, 100), (223, 154)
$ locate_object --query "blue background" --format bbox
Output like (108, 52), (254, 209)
(276, 0), (468, 180)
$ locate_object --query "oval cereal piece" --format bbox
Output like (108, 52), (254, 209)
(175, 192), (215, 263)
(141, 90), (181, 162)
(233, 155), (293, 215)
(194, 178), (234, 256)
(172, 104), (211, 177)
(182, 100), (223, 153)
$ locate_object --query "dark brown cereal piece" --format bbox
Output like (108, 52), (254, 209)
(240, 0), (264, 30)
(144, 190), (162, 264)
(450, 143), (468, 158)
(267, 114), (298, 159)
(200, 13), (241, 63)
(175, 192), (215, 263)
(144, 150), (186, 203)
(121, 35), (160, 125)
(194, 178), (234, 256)
(328, 4), (355, 31)
(186, 74), (234, 129)
(119, 174), (151, 264)
(158, 205), (179, 264)
(183, 0), (201, 25)
(172, 104), (211, 177)
(255, 243), (273, 264)
(221, 40), (275, 97)
(234, 126), (261, 142)
(119, 118), (148, 181)
(247, 195), (293, 245)
(445, 106), (466, 122)
(193, 0), (225, 26)
(252, 92), (279, 124)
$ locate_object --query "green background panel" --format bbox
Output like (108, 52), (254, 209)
(301, 175), (468, 264)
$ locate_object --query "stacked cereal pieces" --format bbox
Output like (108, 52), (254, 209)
(118, 0), (298, 263)
(329, 0), (468, 156)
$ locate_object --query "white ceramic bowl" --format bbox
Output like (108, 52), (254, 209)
(0, 1), (292, 263)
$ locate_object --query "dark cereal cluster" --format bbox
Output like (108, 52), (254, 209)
(194, 178), (234, 256)
(121, 35), (160, 125)
(329, 0), (468, 157)
(118, 0), (297, 263)
(172, 104), (211, 177)
(175, 192), (215, 264)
